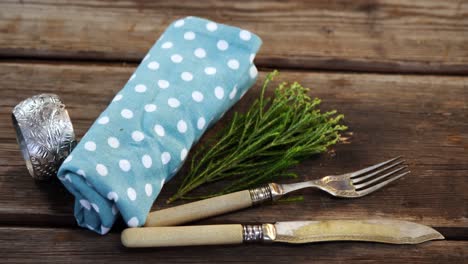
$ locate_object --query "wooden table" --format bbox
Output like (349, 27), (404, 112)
(0, 1), (467, 263)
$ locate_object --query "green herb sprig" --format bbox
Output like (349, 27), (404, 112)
(168, 71), (347, 203)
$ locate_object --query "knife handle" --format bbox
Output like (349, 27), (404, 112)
(145, 185), (275, 227)
(121, 225), (244, 247)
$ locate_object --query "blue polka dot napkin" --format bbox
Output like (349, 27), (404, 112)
(57, 17), (262, 234)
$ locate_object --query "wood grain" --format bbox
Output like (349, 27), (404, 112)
(0, 62), (466, 233)
(0, 227), (466, 263)
(0, 0), (467, 73)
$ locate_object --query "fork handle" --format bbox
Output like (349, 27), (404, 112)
(145, 185), (274, 227)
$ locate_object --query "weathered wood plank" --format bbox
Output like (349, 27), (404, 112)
(0, 62), (466, 233)
(0, 227), (466, 264)
(0, 0), (467, 73)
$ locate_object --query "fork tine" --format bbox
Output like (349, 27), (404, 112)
(350, 156), (402, 178)
(354, 166), (407, 189)
(352, 160), (405, 183)
(356, 170), (411, 196)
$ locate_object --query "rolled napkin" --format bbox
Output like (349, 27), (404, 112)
(58, 16), (262, 234)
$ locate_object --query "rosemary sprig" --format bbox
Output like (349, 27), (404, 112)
(168, 71), (347, 203)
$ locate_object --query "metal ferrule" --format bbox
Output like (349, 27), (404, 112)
(242, 224), (263, 242)
(248, 184), (272, 205)
(242, 224), (276, 243)
(248, 183), (284, 205)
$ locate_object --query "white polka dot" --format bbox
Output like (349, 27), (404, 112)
(184, 31), (196, 40)
(147, 61), (160, 70)
(217, 40), (229, 51)
(180, 148), (188, 160)
(129, 74), (136, 81)
(121, 109), (133, 119)
(145, 183), (153, 197)
(192, 91), (204, 102)
(144, 104), (157, 112)
(127, 188), (137, 201)
(127, 217), (139, 227)
(154, 124), (165, 136)
(119, 159), (131, 172)
(64, 174), (72, 182)
(206, 22), (218, 31)
(107, 192), (119, 202)
(108, 137), (119, 148)
(101, 225), (110, 235)
(161, 41), (173, 49)
(84, 141), (96, 151)
(142, 155), (152, 168)
(168, 98), (181, 108)
(143, 54), (150, 61)
(229, 85), (238, 99)
(250, 53), (255, 63)
(112, 205), (118, 215)
(131, 131), (145, 142)
(194, 48), (206, 58)
(171, 54), (183, 63)
(80, 199), (91, 210)
(161, 152), (171, 165)
(134, 84), (147, 93)
(91, 203), (100, 213)
(197, 117), (206, 130)
(113, 94), (123, 102)
(215, 86), (225, 99)
(77, 169), (86, 177)
(239, 30), (252, 41)
(249, 65), (258, 78)
(181, 72), (193, 81)
(97, 116), (109, 125)
(227, 59), (240, 70)
(204, 67), (216, 75)
(63, 155), (72, 163)
(174, 19), (185, 27)
(96, 164), (108, 176)
(177, 120), (187, 133)
(158, 79), (170, 89)
(161, 178), (166, 187)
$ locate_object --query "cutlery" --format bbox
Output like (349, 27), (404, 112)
(123, 219), (443, 247)
(146, 157), (409, 227)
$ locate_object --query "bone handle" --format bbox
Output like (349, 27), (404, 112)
(145, 190), (253, 227)
(121, 225), (243, 247)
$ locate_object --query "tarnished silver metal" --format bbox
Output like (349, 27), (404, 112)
(273, 156), (410, 199)
(248, 184), (272, 205)
(261, 223), (277, 242)
(267, 182), (283, 201)
(12, 94), (76, 180)
(242, 224), (276, 243)
(242, 224), (264, 242)
(246, 157), (409, 206)
(273, 219), (444, 244)
(241, 219), (441, 245)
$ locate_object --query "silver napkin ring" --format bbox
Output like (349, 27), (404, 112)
(12, 94), (76, 180)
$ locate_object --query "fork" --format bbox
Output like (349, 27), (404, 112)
(145, 157), (410, 227)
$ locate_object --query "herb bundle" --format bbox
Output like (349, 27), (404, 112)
(168, 71), (347, 203)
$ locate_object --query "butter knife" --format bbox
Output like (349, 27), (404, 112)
(122, 219), (443, 247)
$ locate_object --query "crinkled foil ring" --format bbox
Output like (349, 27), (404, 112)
(12, 94), (76, 180)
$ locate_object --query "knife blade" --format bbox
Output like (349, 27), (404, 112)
(121, 219), (444, 247)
